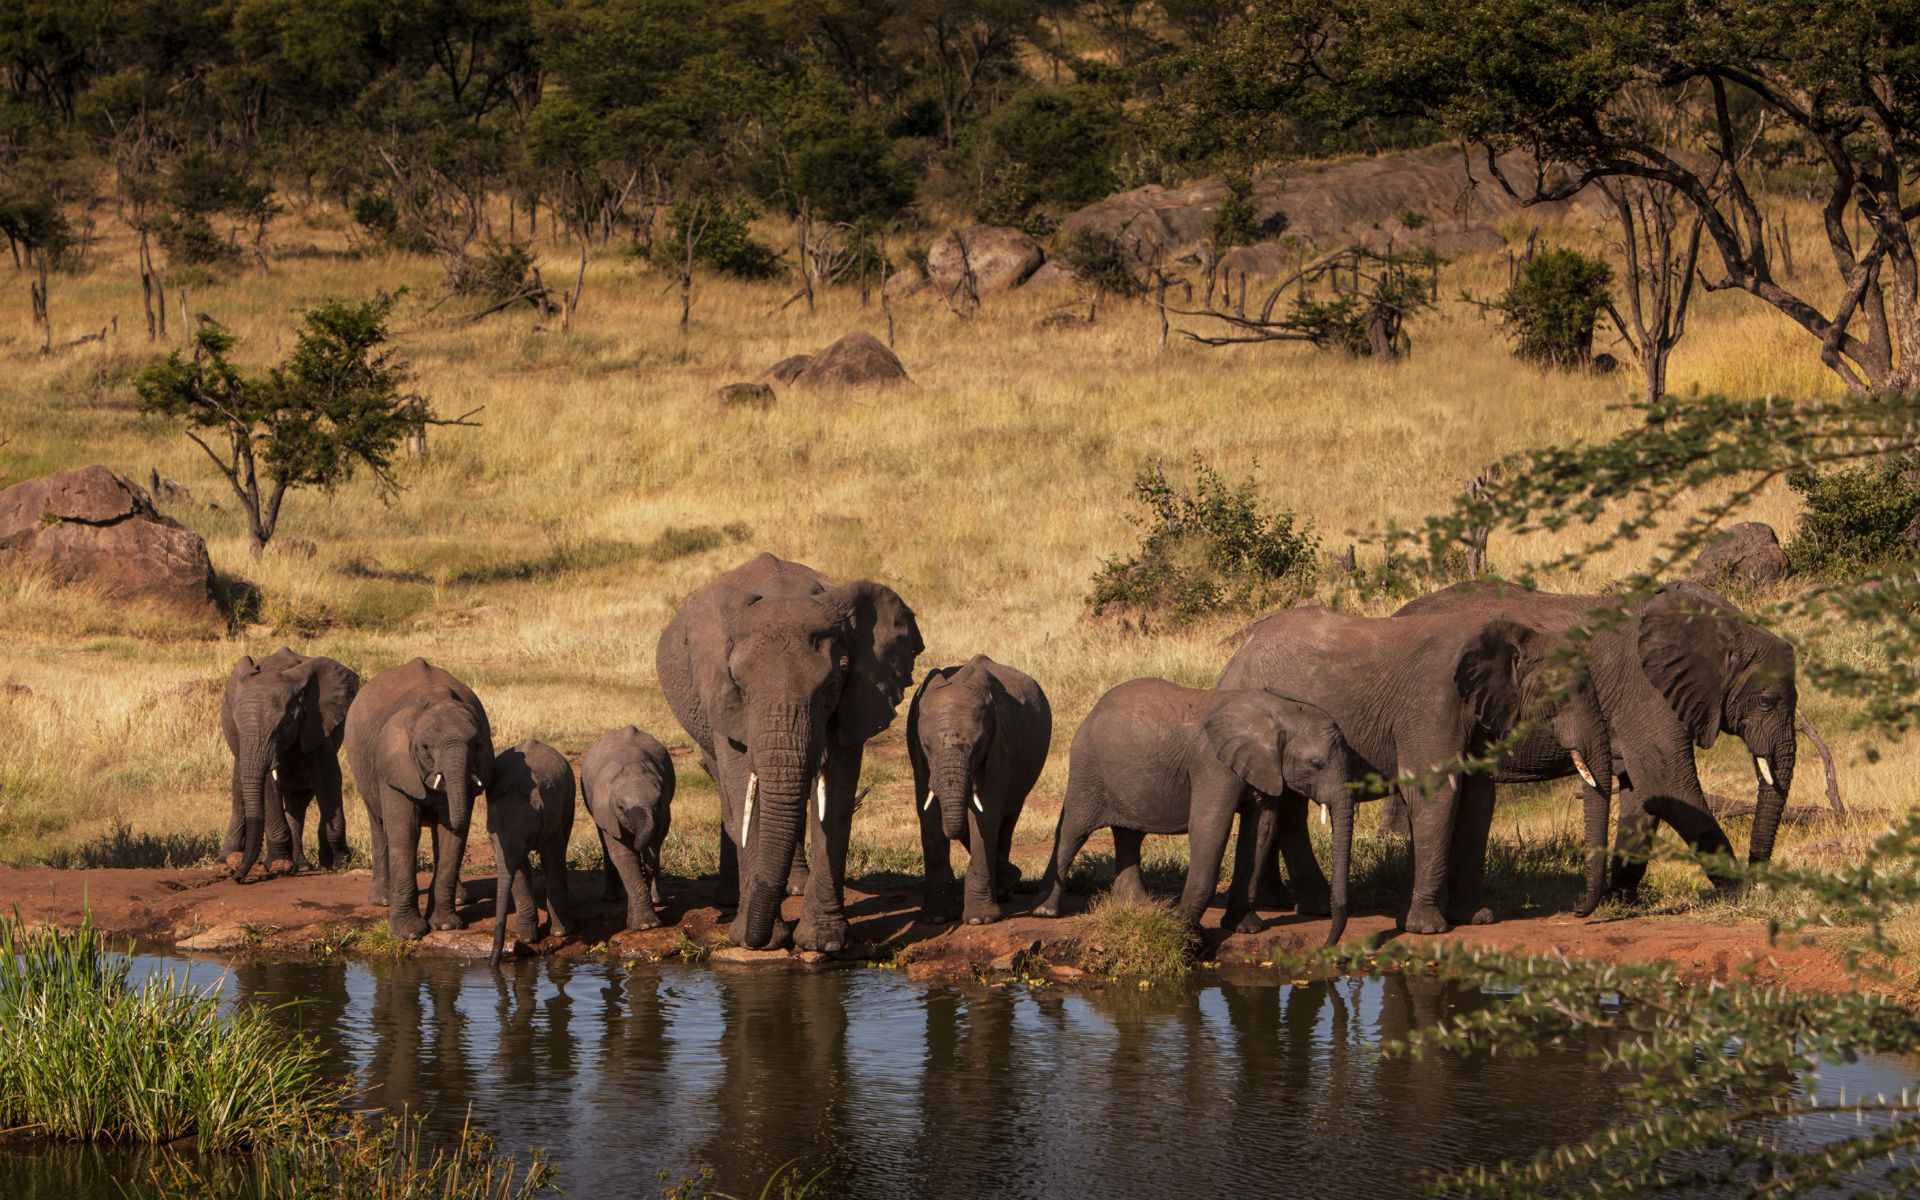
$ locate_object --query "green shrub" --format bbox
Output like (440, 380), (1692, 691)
(350, 194), (400, 237)
(1059, 227), (1146, 297)
(1784, 461), (1920, 576)
(1490, 247), (1615, 367)
(653, 198), (781, 279)
(974, 85), (1128, 217)
(153, 211), (243, 267)
(1089, 455), (1319, 621)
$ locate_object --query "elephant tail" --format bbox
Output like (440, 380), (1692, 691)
(490, 834), (511, 969)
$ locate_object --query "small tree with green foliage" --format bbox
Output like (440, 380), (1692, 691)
(135, 294), (443, 557)
(1488, 249), (1615, 368)
(1784, 463), (1920, 577)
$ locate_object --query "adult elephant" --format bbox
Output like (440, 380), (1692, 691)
(655, 553), (922, 951)
(219, 648), (359, 881)
(344, 658), (495, 939)
(1395, 580), (1796, 897)
(1217, 608), (1614, 933)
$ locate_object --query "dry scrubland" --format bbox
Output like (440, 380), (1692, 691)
(0, 190), (1902, 928)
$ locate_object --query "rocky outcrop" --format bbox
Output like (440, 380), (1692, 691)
(760, 332), (911, 389)
(0, 465), (222, 626)
(1061, 146), (1599, 263)
(927, 226), (1045, 296)
(1691, 522), (1792, 589)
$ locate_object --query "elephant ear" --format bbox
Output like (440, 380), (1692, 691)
(296, 657), (361, 754)
(1455, 618), (1543, 738)
(1203, 695), (1290, 796)
(1638, 591), (1739, 749)
(374, 717), (427, 801)
(689, 585), (757, 747)
(830, 580), (924, 746)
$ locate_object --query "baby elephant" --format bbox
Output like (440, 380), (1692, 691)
(1034, 679), (1350, 935)
(908, 655), (1052, 926)
(582, 725), (675, 931)
(487, 740), (576, 967)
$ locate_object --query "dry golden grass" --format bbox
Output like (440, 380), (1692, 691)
(0, 190), (1903, 935)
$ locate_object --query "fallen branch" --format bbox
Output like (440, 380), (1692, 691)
(1794, 709), (1845, 819)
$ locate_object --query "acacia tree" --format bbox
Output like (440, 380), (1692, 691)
(133, 294), (462, 556)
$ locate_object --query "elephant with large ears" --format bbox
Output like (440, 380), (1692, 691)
(343, 658), (495, 940)
(1218, 608), (1614, 934)
(487, 739), (576, 967)
(907, 655), (1052, 926)
(582, 725), (675, 932)
(219, 648), (359, 881)
(655, 553), (922, 952)
(1032, 679), (1352, 938)
(1396, 580), (1796, 898)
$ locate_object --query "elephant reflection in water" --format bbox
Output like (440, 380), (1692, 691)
(489, 961), (579, 1103)
(362, 963), (478, 1122)
(914, 987), (1022, 1180)
(697, 972), (852, 1189)
(230, 959), (354, 1058)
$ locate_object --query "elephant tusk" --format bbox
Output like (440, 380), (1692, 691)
(269, 768), (277, 782)
(921, 791), (934, 812)
(972, 789), (983, 814)
(470, 773), (483, 795)
(1571, 750), (1598, 790)
(816, 774), (828, 824)
(1320, 801), (1328, 826)
(742, 772), (757, 847)
(428, 772), (444, 791)
(1756, 756), (1775, 787)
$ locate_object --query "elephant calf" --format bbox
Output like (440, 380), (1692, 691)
(219, 648), (359, 881)
(488, 739), (577, 967)
(907, 655), (1051, 926)
(1034, 679), (1350, 935)
(582, 725), (675, 932)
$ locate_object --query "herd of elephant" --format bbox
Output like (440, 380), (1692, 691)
(218, 552), (1798, 961)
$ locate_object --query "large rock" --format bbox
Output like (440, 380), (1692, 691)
(0, 465), (221, 626)
(927, 226), (1045, 296)
(763, 332), (911, 390)
(1061, 145), (1598, 263)
(1691, 522), (1791, 588)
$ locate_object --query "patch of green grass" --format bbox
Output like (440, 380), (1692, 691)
(1075, 894), (1199, 983)
(24, 822), (222, 870)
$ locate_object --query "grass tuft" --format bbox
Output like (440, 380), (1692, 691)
(1075, 894), (1199, 983)
(25, 821), (222, 870)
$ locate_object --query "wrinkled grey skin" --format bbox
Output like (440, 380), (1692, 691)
(582, 725), (675, 932)
(344, 658), (495, 940)
(219, 648), (359, 881)
(1395, 580), (1796, 898)
(655, 553), (922, 952)
(488, 739), (577, 967)
(1033, 680), (1352, 938)
(907, 655), (1051, 927)
(1217, 609), (1615, 935)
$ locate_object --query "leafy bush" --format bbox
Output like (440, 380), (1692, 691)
(0, 191), (76, 264)
(1491, 248), (1615, 367)
(1784, 461), (1920, 576)
(350, 194), (400, 237)
(974, 85), (1128, 219)
(1089, 455), (1319, 621)
(451, 240), (536, 300)
(1059, 227), (1147, 297)
(653, 198), (781, 279)
(153, 212), (243, 267)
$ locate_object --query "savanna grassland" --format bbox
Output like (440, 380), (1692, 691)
(0, 190), (1899, 927)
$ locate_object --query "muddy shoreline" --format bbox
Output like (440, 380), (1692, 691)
(0, 863), (1876, 995)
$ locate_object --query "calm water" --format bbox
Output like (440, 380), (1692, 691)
(4, 953), (1916, 1198)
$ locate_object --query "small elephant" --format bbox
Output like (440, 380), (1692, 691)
(487, 739), (576, 967)
(907, 655), (1051, 926)
(344, 658), (495, 940)
(1033, 679), (1351, 936)
(582, 725), (675, 932)
(219, 648), (359, 881)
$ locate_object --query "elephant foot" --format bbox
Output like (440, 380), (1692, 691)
(1447, 906), (1498, 926)
(962, 905), (1003, 927)
(727, 913), (793, 950)
(919, 908), (956, 925)
(786, 868), (811, 897)
(626, 907), (662, 932)
(994, 864), (1023, 900)
(390, 912), (431, 941)
(428, 910), (468, 932)
(1032, 894), (1066, 919)
(268, 857), (296, 876)
(1292, 889), (1332, 918)
(1400, 903), (1453, 936)
(225, 851), (247, 879)
(513, 917), (539, 943)
(1222, 910), (1264, 935)
(794, 914), (850, 953)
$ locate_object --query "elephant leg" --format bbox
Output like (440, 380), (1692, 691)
(1034, 789), (1103, 918)
(598, 829), (623, 902)
(262, 771), (295, 875)
(316, 757), (350, 870)
(1273, 796), (1327, 915)
(1179, 781), (1240, 931)
(786, 832), (810, 898)
(426, 817), (468, 932)
(1111, 828), (1150, 904)
(1249, 806), (1297, 910)
(384, 800), (428, 939)
(961, 806), (1002, 925)
(1222, 806), (1264, 933)
(647, 840), (665, 906)
(716, 831), (740, 914)
(1443, 772), (1498, 926)
(222, 782), (245, 861)
(918, 796), (958, 924)
(1375, 792), (1413, 838)
(993, 798), (1023, 898)
(281, 789), (314, 874)
(542, 838), (572, 938)
(1655, 790), (1738, 888)
(795, 750), (860, 953)
(1403, 779), (1458, 935)
(1608, 783), (1656, 901)
(510, 860), (538, 942)
(606, 835), (658, 930)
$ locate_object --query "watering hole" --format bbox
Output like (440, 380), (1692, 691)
(4, 954), (1916, 1198)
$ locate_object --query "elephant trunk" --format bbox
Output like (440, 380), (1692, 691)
(933, 752), (973, 842)
(232, 738), (273, 881)
(1747, 737), (1796, 866)
(1325, 788), (1354, 947)
(1572, 749), (1613, 917)
(743, 709), (812, 949)
(490, 833), (512, 968)
(438, 742), (475, 838)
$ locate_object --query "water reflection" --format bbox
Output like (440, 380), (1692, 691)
(3, 955), (1914, 1200)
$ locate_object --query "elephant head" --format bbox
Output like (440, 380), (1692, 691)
(221, 649), (358, 881)
(912, 658), (1000, 842)
(1457, 618), (1616, 915)
(374, 695), (493, 846)
(1638, 584), (1797, 865)
(696, 579), (921, 948)
(1204, 691), (1353, 941)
